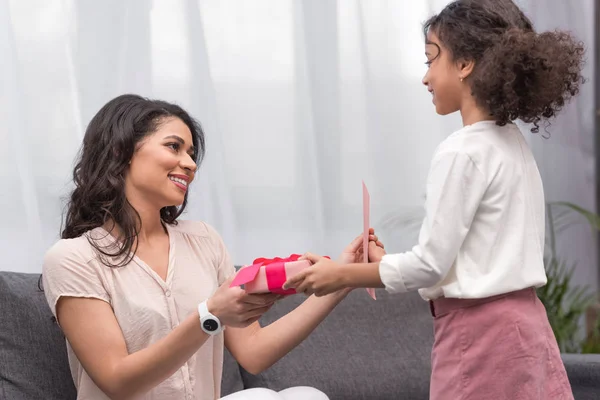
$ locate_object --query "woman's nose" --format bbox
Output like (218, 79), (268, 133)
(181, 154), (197, 172)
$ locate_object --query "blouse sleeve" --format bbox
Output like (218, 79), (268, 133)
(378, 149), (488, 293)
(202, 223), (236, 285)
(42, 240), (110, 320)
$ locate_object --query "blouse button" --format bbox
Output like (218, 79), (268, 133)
(165, 290), (171, 297)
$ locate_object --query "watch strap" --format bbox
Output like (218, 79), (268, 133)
(198, 300), (222, 335)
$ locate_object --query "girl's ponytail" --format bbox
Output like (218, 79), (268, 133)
(470, 28), (585, 133)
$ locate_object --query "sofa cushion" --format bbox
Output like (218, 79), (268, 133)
(561, 353), (600, 400)
(222, 348), (244, 396)
(0, 272), (77, 400)
(241, 290), (434, 400)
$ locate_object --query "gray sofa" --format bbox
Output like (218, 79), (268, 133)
(1, 271), (599, 399)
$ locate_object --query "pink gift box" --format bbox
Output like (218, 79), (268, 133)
(230, 255), (312, 295)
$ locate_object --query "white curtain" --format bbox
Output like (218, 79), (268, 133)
(1, 0), (596, 293)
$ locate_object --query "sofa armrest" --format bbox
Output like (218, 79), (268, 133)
(561, 353), (600, 399)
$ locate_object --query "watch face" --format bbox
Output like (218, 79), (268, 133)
(203, 319), (219, 332)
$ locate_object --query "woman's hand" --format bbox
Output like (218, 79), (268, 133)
(207, 277), (280, 328)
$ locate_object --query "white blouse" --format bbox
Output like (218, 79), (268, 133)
(379, 121), (548, 300)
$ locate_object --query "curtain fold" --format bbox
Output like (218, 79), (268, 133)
(0, 0), (595, 294)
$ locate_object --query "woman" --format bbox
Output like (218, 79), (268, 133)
(43, 94), (383, 400)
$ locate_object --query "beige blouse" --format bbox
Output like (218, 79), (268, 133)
(42, 220), (235, 400)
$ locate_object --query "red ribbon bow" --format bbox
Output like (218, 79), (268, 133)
(253, 254), (330, 265)
(252, 254), (302, 265)
(251, 254), (302, 295)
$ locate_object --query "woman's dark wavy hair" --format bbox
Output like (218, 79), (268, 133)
(62, 94), (205, 267)
(424, 0), (585, 133)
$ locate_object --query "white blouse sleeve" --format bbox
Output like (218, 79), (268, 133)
(379, 150), (488, 293)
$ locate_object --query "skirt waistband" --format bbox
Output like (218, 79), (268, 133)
(429, 287), (535, 318)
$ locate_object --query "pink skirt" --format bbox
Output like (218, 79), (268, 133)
(429, 288), (573, 400)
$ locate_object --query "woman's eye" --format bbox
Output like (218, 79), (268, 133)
(166, 142), (180, 151)
(425, 61), (432, 68)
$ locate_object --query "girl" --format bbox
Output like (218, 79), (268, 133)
(42, 94), (383, 400)
(283, 1), (585, 398)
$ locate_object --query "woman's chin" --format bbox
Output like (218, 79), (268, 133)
(171, 199), (185, 207)
(160, 196), (185, 209)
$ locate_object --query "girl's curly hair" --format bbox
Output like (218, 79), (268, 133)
(425, 0), (585, 132)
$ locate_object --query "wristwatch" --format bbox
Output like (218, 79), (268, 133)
(198, 300), (223, 336)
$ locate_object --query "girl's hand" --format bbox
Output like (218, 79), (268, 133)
(338, 228), (385, 264)
(368, 237), (386, 263)
(282, 253), (346, 297)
